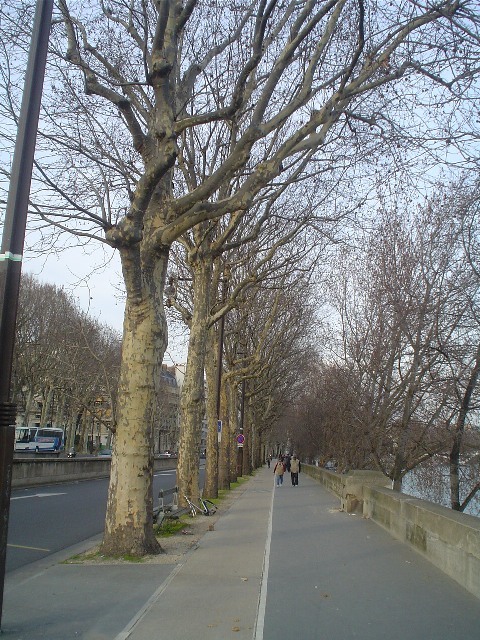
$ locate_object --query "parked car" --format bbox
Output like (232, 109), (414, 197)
(98, 448), (112, 457)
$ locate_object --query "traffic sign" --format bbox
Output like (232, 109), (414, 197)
(236, 434), (245, 445)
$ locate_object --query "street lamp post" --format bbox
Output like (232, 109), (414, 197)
(0, 1), (53, 628)
(214, 266), (232, 494)
(237, 375), (246, 477)
(235, 348), (246, 478)
(215, 275), (228, 421)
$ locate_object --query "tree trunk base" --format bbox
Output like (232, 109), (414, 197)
(100, 528), (163, 557)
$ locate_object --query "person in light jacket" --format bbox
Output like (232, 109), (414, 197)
(290, 455), (301, 486)
(274, 457), (285, 486)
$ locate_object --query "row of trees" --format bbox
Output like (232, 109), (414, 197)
(12, 274), (121, 450)
(1, 1), (480, 555)
(292, 181), (480, 514)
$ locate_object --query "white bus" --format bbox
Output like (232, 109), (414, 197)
(14, 426), (64, 452)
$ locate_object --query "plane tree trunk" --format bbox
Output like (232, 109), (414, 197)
(101, 246), (169, 556)
(217, 379), (232, 490)
(203, 325), (219, 499)
(177, 260), (212, 506)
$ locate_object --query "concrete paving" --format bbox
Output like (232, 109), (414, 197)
(261, 471), (480, 640)
(2, 467), (479, 639)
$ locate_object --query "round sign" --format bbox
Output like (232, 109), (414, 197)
(236, 434), (245, 444)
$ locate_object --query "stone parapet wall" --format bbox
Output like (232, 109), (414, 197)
(301, 463), (345, 496)
(303, 463), (480, 600)
(12, 456), (176, 488)
(302, 464), (389, 508)
(363, 485), (480, 600)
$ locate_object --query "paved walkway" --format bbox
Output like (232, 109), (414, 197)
(3, 467), (480, 639)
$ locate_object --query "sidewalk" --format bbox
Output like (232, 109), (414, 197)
(260, 469), (480, 640)
(125, 469), (273, 640)
(3, 467), (480, 639)
(2, 469), (273, 640)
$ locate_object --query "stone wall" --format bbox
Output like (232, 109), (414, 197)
(12, 456), (176, 488)
(302, 464), (480, 600)
(363, 485), (480, 600)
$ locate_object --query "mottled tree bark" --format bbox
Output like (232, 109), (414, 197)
(218, 379), (232, 490)
(203, 326), (219, 499)
(177, 261), (211, 506)
(101, 248), (168, 556)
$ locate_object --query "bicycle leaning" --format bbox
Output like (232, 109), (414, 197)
(183, 494), (217, 517)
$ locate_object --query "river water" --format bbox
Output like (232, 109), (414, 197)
(402, 457), (480, 518)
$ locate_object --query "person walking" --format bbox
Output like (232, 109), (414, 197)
(274, 456), (285, 486)
(267, 455), (271, 469)
(290, 455), (301, 486)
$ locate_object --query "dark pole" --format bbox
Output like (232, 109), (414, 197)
(213, 268), (230, 491)
(237, 377), (245, 477)
(0, 0), (53, 628)
(215, 312), (226, 420)
(215, 278), (227, 420)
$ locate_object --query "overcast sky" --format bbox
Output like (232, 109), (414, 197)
(22, 241), (188, 364)
(23, 241), (125, 332)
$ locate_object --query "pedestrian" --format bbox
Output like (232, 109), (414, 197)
(274, 457), (285, 486)
(284, 453), (291, 473)
(290, 454), (301, 486)
(267, 455), (271, 469)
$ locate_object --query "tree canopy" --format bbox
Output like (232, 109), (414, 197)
(2, 0), (480, 554)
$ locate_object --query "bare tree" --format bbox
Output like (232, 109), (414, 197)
(2, 0), (479, 555)
(292, 360), (369, 469)
(167, 196), (322, 500)
(323, 196), (469, 487)
(13, 274), (121, 449)
(221, 258), (317, 472)
(446, 181), (480, 511)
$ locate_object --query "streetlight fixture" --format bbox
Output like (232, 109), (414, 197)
(164, 276), (177, 306)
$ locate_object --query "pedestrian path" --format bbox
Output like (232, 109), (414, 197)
(3, 467), (480, 639)
(258, 470), (480, 640)
(124, 470), (272, 640)
(127, 467), (480, 640)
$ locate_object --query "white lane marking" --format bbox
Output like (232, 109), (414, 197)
(253, 477), (275, 640)
(11, 492), (67, 500)
(7, 543), (50, 552)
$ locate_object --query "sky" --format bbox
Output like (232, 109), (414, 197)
(23, 242), (125, 332)
(21, 240), (189, 365)
(0, 3), (188, 366)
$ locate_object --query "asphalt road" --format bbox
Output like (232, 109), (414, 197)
(6, 466), (180, 573)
